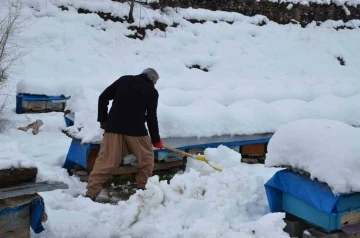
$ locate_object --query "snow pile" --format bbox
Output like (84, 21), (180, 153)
(62, 92), (360, 143)
(0, 111), (286, 237)
(0, 112), (84, 188)
(320, 19), (360, 29)
(0, 141), (35, 170)
(38, 145), (285, 238)
(265, 119), (360, 194)
(109, 167), (285, 238)
(63, 87), (105, 143)
(159, 95), (360, 138)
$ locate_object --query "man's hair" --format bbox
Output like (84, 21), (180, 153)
(142, 68), (159, 82)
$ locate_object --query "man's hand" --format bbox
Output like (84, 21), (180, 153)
(152, 140), (163, 149)
(100, 122), (106, 130)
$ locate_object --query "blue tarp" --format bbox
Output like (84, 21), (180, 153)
(64, 116), (74, 127)
(16, 93), (70, 114)
(264, 169), (343, 214)
(17, 93), (70, 101)
(0, 196), (45, 234)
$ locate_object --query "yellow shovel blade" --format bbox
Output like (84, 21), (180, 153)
(162, 144), (222, 172)
(193, 155), (222, 172)
(195, 155), (208, 162)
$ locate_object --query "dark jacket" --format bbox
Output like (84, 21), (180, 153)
(97, 73), (160, 143)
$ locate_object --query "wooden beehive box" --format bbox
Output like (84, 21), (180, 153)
(0, 167), (38, 238)
(46, 100), (66, 111)
(22, 100), (66, 112)
(0, 168), (38, 189)
(240, 143), (266, 157)
(155, 149), (184, 162)
(186, 147), (205, 155)
(22, 100), (47, 111)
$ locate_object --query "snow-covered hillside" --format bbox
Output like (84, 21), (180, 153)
(16, 1), (360, 101)
(7, 0), (360, 141)
(1, 0), (360, 237)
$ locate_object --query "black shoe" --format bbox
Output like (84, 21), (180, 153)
(85, 195), (96, 201)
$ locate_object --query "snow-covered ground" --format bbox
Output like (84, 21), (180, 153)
(1, 0), (360, 237)
(1, 110), (284, 237)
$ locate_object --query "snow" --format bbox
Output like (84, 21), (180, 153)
(0, 112), (83, 187)
(0, 141), (35, 170)
(62, 87), (105, 143)
(7, 0), (360, 141)
(1, 0), (360, 236)
(63, 90), (360, 143)
(265, 119), (360, 194)
(0, 111), (286, 238)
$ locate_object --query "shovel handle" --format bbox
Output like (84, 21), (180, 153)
(162, 144), (222, 172)
(162, 144), (194, 158)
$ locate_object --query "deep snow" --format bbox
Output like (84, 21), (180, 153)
(1, 0), (360, 237)
(265, 119), (360, 194)
(10, 0), (360, 141)
(63, 88), (360, 143)
(1, 111), (285, 238)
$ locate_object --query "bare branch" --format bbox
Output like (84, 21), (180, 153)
(0, 0), (28, 127)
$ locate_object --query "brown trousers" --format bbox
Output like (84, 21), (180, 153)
(86, 133), (154, 198)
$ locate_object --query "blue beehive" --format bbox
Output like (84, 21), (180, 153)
(265, 169), (360, 233)
(63, 136), (271, 170)
(62, 139), (100, 171)
(155, 138), (269, 162)
(16, 93), (70, 114)
(0, 195), (46, 236)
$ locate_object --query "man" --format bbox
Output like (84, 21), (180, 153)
(86, 68), (163, 201)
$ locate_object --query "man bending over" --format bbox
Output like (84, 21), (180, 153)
(86, 68), (163, 201)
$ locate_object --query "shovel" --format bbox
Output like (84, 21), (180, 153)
(162, 144), (222, 172)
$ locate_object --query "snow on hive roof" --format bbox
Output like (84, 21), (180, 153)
(0, 142), (35, 170)
(62, 89), (360, 144)
(265, 119), (360, 194)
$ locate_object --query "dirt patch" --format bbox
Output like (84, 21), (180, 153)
(57, 3), (356, 41)
(334, 25), (355, 30)
(77, 8), (125, 23)
(59, 6), (69, 11)
(187, 64), (210, 72)
(59, 6), (179, 40)
(101, 167), (183, 202)
(186, 18), (265, 26)
(336, 56), (346, 66)
(127, 21), (177, 40)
